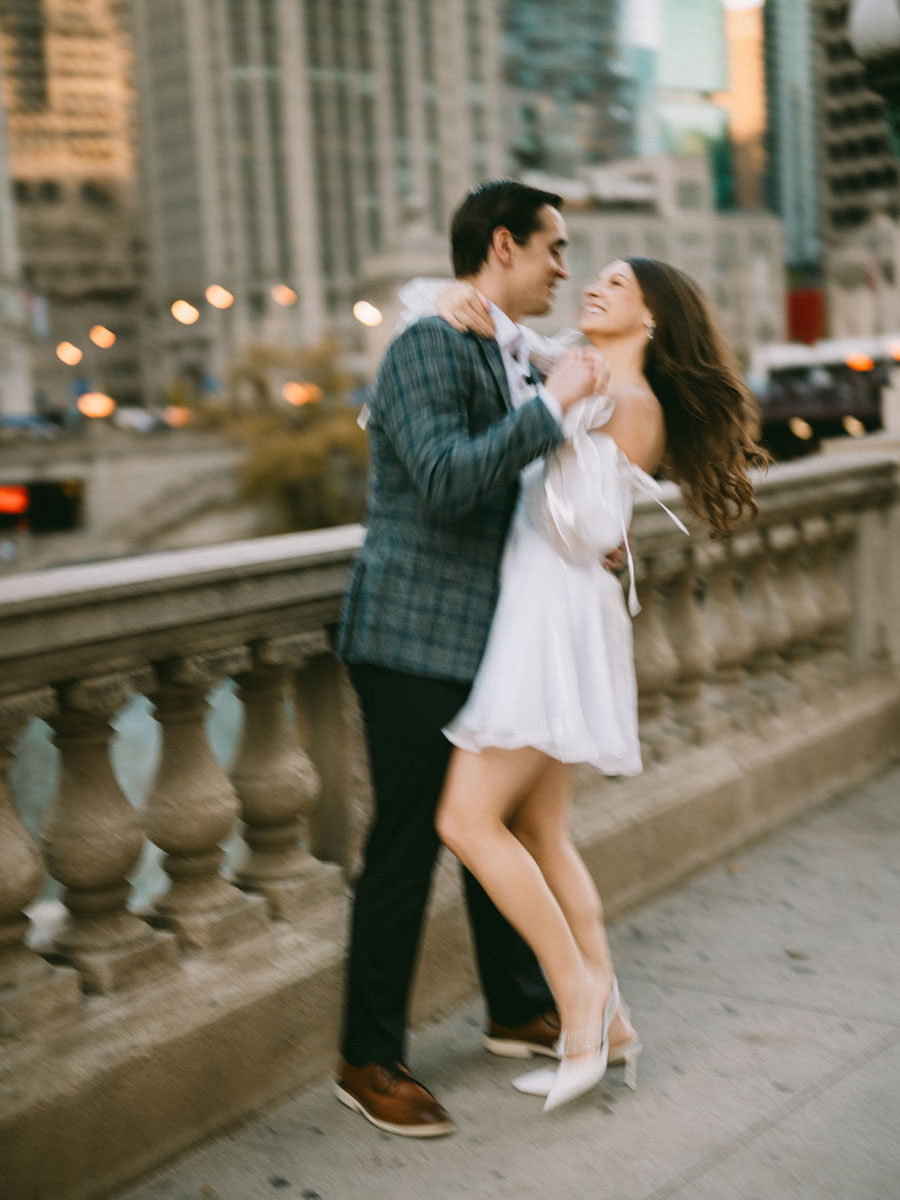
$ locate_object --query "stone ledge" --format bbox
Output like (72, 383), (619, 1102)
(2, 675), (898, 1200)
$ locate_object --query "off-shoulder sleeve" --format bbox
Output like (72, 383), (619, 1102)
(525, 400), (689, 614)
(526, 428), (631, 563)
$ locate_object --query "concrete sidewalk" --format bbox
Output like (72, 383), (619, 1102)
(120, 765), (900, 1200)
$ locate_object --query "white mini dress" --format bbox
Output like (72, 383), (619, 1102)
(444, 395), (686, 774)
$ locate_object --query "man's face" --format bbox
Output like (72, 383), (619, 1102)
(507, 205), (570, 317)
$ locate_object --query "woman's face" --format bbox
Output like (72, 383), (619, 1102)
(579, 260), (651, 341)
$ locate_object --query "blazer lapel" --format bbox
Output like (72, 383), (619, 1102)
(476, 336), (512, 413)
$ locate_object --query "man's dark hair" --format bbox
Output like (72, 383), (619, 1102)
(450, 179), (563, 278)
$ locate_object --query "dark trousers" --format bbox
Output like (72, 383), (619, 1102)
(341, 662), (553, 1067)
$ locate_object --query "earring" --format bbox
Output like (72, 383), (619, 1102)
(645, 318), (656, 340)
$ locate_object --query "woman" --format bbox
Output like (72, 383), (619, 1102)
(408, 258), (768, 1112)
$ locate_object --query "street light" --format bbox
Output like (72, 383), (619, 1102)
(205, 285), (234, 309)
(282, 381), (324, 406)
(353, 300), (383, 327)
(56, 341), (83, 365)
(77, 392), (116, 418)
(271, 284), (298, 307)
(171, 300), (200, 325)
(89, 325), (116, 348)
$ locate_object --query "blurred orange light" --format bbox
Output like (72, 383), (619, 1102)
(171, 300), (200, 325)
(889, 340), (900, 362)
(163, 405), (193, 427)
(206, 285), (234, 309)
(282, 381), (324, 406)
(788, 416), (814, 441)
(77, 392), (116, 418)
(89, 324), (116, 349)
(842, 415), (866, 438)
(56, 341), (83, 366)
(0, 485), (28, 515)
(845, 353), (874, 371)
(271, 284), (298, 307)
(353, 300), (383, 327)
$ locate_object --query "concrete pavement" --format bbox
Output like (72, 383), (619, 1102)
(119, 764), (900, 1200)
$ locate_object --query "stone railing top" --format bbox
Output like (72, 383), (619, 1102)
(0, 526), (364, 697)
(0, 453), (895, 700)
(0, 524), (364, 613)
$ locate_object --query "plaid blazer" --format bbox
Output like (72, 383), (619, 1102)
(336, 316), (563, 682)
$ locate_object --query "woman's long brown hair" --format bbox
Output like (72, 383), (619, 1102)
(627, 257), (771, 538)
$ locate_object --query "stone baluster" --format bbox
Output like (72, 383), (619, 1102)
(805, 513), (855, 681)
(0, 691), (80, 1035)
(231, 636), (342, 919)
(42, 674), (178, 993)
(144, 654), (268, 951)
(295, 633), (371, 874)
(737, 527), (795, 718)
(664, 549), (728, 743)
(697, 540), (757, 730)
(632, 555), (683, 763)
(766, 522), (823, 701)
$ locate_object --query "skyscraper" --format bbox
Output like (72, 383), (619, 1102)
(622, 0), (733, 207)
(0, 61), (31, 417)
(715, 2), (767, 210)
(817, 0), (899, 240)
(0, 0), (143, 411)
(502, 0), (632, 175)
(764, 0), (821, 270)
(131, 0), (504, 390)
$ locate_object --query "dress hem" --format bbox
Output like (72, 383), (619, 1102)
(443, 725), (643, 777)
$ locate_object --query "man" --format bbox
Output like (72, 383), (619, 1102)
(335, 179), (604, 1137)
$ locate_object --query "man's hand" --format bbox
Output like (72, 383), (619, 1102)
(601, 542), (627, 572)
(437, 282), (496, 338)
(545, 348), (610, 413)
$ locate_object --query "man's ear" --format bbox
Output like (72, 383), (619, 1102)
(491, 226), (516, 267)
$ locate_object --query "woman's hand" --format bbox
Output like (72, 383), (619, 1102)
(437, 282), (496, 338)
(545, 348), (611, 413)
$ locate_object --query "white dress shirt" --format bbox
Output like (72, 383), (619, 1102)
(489, 302), (563, 422)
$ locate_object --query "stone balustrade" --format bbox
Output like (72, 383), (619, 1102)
(1, 454), (899, 1200)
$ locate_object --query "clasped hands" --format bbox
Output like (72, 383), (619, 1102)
(437, 280), (622, 570)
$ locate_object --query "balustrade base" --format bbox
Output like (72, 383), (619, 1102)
(0, 961), (80, 1038)
(3, 672), (898, 1200)
(238, 859), (344, 922)
(44, 927), (180, 995)
(147, 892), (269, 952)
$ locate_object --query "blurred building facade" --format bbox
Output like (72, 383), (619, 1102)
(764, 0), (821, 271)
(817, 0), (899, 240)
(622, 0), (736, 211)
(0, 62), (31, 417)
(535, 154), (785, 366)
(131, 0), (505, 393)
(817, 0), (900, 337)
(0, 0), (144, 414)
(502, 0), (633, 175)
(715, 2), (767, 211)
(765, 0), (900, 340)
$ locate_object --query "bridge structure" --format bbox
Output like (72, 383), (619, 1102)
(1, 452), (899, 1200)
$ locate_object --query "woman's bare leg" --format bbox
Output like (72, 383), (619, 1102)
(436, 746), (599, 1044)
(510, 759), (635, 1045)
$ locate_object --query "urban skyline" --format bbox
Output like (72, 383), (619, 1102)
(0, 0), (897, 419)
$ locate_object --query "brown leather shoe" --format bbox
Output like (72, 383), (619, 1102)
(335, 1060), (454, 1138)
(483, 1009), (560, 1059)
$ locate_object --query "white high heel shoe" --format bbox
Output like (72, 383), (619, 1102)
(542, 977), (619, 1113)
(608, 994), (641, 1091)
(514, 982), (640, 1097)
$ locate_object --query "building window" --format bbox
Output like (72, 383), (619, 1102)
(677, 181), (702, 209)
